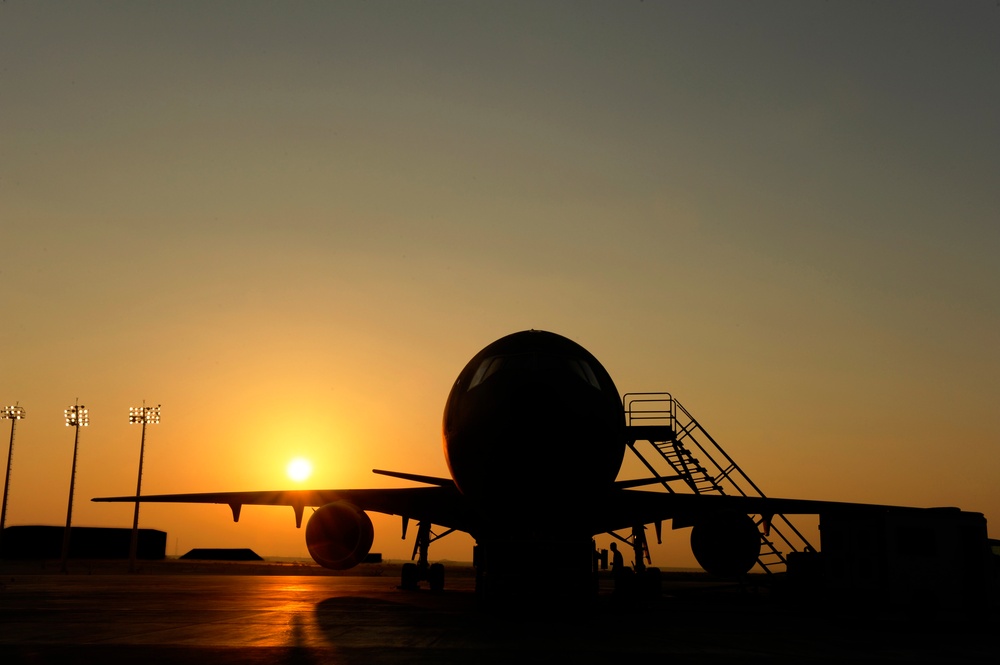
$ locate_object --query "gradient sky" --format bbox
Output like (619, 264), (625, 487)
(2, 1), (998, 568)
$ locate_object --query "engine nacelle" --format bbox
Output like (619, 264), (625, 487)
(690, 512), (761, 577)
(305, 501), (375, 570)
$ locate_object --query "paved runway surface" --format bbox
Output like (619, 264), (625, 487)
(0, 567), (995, 663)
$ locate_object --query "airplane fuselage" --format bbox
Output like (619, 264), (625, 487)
(441, 330), (626, 599)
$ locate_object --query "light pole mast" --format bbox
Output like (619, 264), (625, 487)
(0, 404), (26, 558)
(61, 402), (88, 573)
(128, 402), (160, 572)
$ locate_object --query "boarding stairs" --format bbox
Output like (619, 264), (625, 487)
(623, 393), (815, 575)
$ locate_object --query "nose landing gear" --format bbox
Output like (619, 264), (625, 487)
(399, 519), (454, 591)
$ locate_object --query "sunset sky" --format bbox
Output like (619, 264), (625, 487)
(2, 2), (998, 569)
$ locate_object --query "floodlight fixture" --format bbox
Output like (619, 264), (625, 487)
(1, 405), (26, 421)
(128, 402), (160, 572)
(1, 403), (26, 558)
(61, 401), (87, 572)
(129, 404), (160, 425)
(64, 405), (89, 428)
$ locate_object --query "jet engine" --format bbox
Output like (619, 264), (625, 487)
(305, 501), (375, 570)
(689, 512), (761, 577)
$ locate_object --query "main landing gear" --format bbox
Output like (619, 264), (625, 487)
(399, 519), (454, 591)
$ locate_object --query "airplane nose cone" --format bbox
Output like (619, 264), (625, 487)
(443, 337), (625, 507)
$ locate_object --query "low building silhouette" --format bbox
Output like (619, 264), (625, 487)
(179, 548), (263, 561)
(1, 525), (166, 560)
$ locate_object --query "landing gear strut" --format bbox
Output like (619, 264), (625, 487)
(399, 519), (453, 591)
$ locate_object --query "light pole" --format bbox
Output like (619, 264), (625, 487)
(128, 402), (160, 572)
(0, 404), (26, 558)
(61, 402), (88, 573)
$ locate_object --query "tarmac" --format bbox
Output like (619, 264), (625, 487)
(0, 560), (996, 664)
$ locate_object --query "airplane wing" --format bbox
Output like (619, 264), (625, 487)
(595, 488), (949, 534)
(93, 484), (474, 532)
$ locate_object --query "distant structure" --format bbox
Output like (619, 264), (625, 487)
(0, 404), (26, 557)
(2, 525), (166, 560)
(127, 402), (161, 573)
(179, 548), (263, 561)
(61, 403), (88, 572)
(789, 508), (994, 611)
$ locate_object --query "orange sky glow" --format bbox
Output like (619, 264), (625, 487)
(2, 2), (998, 570)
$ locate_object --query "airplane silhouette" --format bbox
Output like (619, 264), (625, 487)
(94, 330), (956, 601)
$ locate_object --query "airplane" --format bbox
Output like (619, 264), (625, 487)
(94, 329), (986, 603)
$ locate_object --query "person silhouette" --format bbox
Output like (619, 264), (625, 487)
(610, 541), (624, 571)
(609, 541), (628, 593)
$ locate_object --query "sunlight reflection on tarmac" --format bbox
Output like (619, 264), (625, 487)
(0, 571), (995, 664)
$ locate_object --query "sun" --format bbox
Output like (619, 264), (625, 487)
(286, 457), (313, 482)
